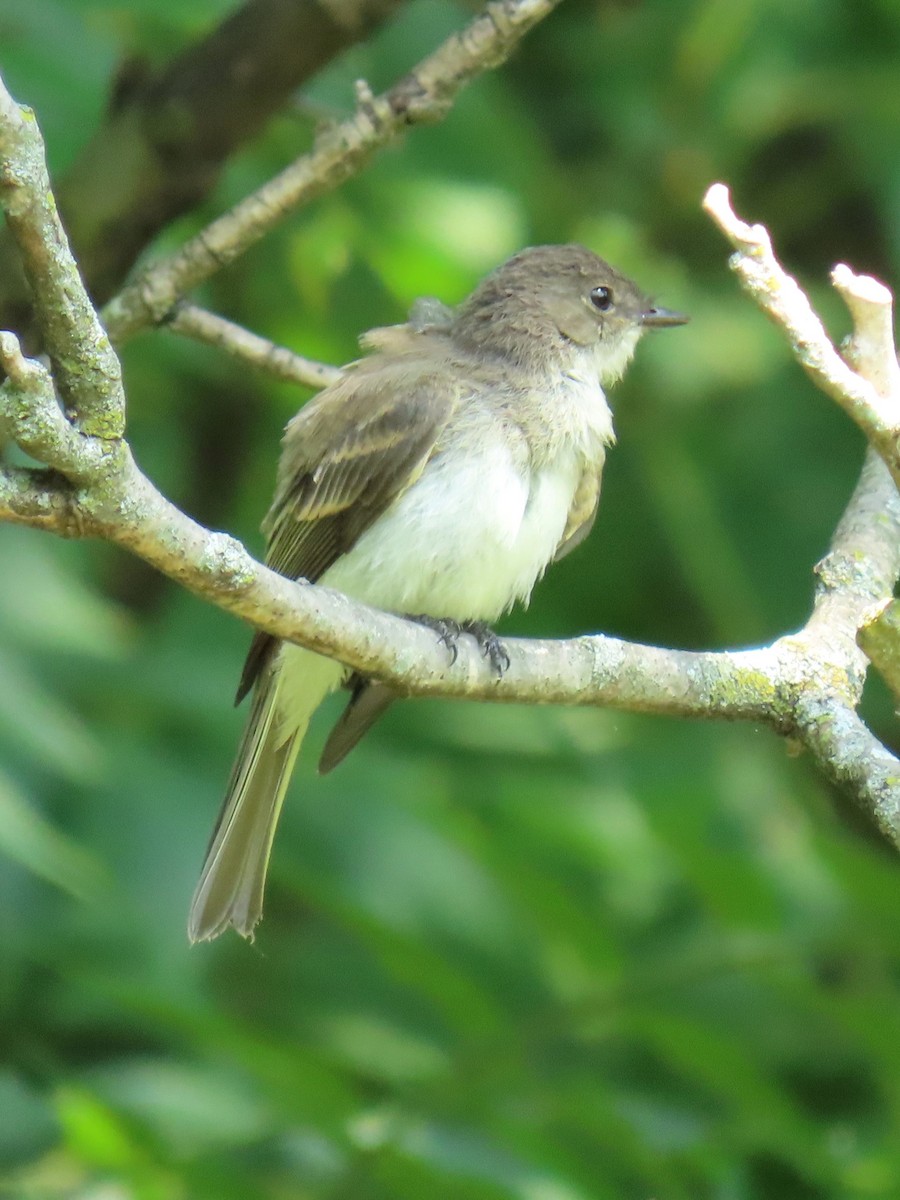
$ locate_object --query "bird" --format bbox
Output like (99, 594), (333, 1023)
(188, 243), (687, 942)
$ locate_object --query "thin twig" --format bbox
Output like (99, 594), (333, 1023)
(100, 0), (564, 344)
(831, 264), (900, 402)
(166, 305), (342, 390)
(0, 0), (409, 338)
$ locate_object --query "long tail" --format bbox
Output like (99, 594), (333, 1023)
(188, 647), (341, 942)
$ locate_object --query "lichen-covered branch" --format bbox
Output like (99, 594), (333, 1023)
(858, 600), (900, 706)
(1, 74), (899, 846)
(794, 696), (900, 842)
(0, 93), (124, 439)
(0, 464), (81, 535)
(100, 0), (565, 344)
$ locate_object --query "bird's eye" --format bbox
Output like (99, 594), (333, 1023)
(590, 286), (613, 311)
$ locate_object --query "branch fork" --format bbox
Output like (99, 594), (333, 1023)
(704, 183), (900, 488)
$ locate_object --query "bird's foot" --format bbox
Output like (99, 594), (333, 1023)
(463, 620), (511, 675)
(408, 615), (465, 664)
(407, 615), (510, 675)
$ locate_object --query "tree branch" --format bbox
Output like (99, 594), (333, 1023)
(0, 93), (124, 438)
(703, 183), (900, 822)
(794, 696), (900, 840)
(858, 599), (900, 705)
(0, 434), (787, 721)
(704, 183), (900, 491)
(100, 0), (566, 344)
(0, 0), (409, 339)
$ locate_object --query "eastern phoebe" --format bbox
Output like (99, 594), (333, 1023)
(189, 244), (687, 942)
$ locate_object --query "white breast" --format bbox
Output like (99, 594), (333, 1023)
(321, 442), (578, 622)
(276, 436), (576, 737)
(322, 368), (611, 623)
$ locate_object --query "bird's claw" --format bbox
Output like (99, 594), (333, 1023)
(406, 616), (509, 675)
(464, 621), (511, 675)
(408, 615), (463, 665)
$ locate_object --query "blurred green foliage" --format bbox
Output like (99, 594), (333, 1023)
(2, 0), (900, 1197)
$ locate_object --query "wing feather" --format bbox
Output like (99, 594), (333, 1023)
(237, 352), (459, 702)
(554, 464), (602, 562)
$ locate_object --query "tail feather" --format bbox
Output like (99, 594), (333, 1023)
(188, 647), (341, 943)
(318, 679), (396, 775)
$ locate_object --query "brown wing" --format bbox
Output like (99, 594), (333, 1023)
(553, 464), (602, 562)
(237, 355), (458, 702)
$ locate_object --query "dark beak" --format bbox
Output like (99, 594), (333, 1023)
(640, 306), (689, 329)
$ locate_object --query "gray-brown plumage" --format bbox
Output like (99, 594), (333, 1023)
(188, 244), (687, 942)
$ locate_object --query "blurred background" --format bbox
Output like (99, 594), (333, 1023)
(2, 0), (900, 1196)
